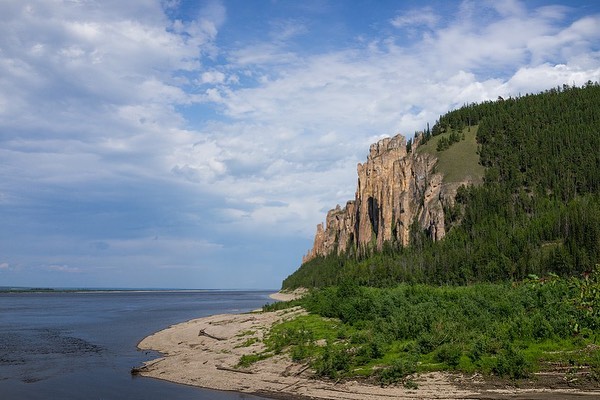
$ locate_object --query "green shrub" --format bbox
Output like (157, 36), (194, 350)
(589, 349), (600, 381)
(378, 355), (418, 386)
(493, 346), (530, 379)
(275, 271), (600, 381)
(262, 299), (300, 312)
(237, 352), (269, 368)
(434, 343), (462, 368)
(235, 337), (258, 348)
(313, 342), (351, 379)
(291, 343), (311, 362)
(532, 314), (554, 339)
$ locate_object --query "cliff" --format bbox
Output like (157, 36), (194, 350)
(303, 133), (462, 263)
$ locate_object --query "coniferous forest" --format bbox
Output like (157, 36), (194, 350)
(252, 83), (600, 387)
(284, 82), (600, 289)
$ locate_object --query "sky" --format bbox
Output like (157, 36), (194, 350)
(1, 0), (599, 289)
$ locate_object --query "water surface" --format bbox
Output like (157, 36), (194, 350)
(0, 290), (274, 399)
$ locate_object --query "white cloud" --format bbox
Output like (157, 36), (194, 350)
(488, 0), (527, 17)
(1, 0), (599, 288)
(391, 7), (440, 29)
(270, 19), (308, 41)
(168, 0), (600, 241)
(505, 63), (600, 94)
(171, 139), (229, 182)
(0, 0), (223, 190)
(201, 70), (226, 84)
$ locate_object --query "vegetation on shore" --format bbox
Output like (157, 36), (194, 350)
(247, 83), (600, 387)
(259, 269), (600, 386)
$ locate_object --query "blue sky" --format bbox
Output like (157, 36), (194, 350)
(1, 0), (599, 289)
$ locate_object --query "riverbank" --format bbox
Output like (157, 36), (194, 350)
(136, 306), (478, 399)
(268, 288), (307, 302)
(135, 299), (600, 399)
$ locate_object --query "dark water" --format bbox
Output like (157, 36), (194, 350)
(0, 290), (275, 399)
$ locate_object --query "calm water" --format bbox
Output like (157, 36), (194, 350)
(0, 290), (275, 399)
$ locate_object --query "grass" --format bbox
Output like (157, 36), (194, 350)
(236, 329), (256, 337)
(265, 314), (347, 361)
(237, 352), (271, 368)
(235, 337), (259, 348)
(418, 125), (485, 184)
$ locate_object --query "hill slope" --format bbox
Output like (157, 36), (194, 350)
(284, 83), (600, 289)
(417, 125), (484, 185)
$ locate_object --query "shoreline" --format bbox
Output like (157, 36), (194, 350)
(267, 288), (307, 302)
(136, 292), (600, 400)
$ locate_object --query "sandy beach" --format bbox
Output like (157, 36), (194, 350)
(136, 292), (600, 400)
(267, 288), (308, 302)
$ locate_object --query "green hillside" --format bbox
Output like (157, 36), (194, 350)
(260, 84), (600, 385)
(251, 84), (600, 387)
(284, 83), (600, 289)
(418, 125), (484, 184)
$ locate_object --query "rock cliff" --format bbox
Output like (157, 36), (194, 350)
(303, 133), (460, 263)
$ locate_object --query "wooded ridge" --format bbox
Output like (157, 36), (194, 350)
(285, 82), (600, 289)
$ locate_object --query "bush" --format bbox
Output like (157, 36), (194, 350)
(291, 343), (311, 362)
(276, 272), (600, 381)
(313, 342), (351, 379)
(378, 356), (418, 386)
(435, 343), (462, 368)
(493, 346), (530, 379)
(262, 298), (301, 312)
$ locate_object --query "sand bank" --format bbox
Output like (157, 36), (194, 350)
(268, 288), (308, 302)
(137, 306), (600, 399)
(137, 307), (476, 399)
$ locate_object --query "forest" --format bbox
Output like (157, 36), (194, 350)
(283, 82), (600, 289)
(248, 83), (600, 386)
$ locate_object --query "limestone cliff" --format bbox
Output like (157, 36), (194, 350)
(303, 133), (461, 263)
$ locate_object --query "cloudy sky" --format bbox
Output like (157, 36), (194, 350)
(1, 0), (599, 289)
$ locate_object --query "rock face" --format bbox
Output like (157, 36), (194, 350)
(303, 134), (456, 263)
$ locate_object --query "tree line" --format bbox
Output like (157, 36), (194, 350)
(284, 82), (600, 289)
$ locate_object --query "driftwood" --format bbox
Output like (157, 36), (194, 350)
(215, 365), (255, 374)
(295, 363), (312, 376)
(131, 358), (162, 375)
(209, 317), (255, 326)
(198, 328), (226, 341)
(283, 362), (311, 377)
(278, 379), (301, 391)
(130, 366), (146, 375)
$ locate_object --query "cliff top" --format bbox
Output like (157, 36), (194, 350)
(367, 134), (406, 161)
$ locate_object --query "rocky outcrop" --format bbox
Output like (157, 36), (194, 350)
(303, 133), (460, 263)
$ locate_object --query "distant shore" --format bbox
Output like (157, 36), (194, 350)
(268, 288), (307, 302)
(136, 291), (600, 400)
(0, 287), (239, 294)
